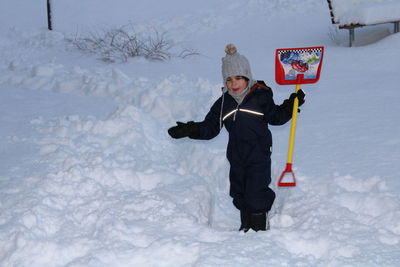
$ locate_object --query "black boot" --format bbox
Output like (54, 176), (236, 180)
(239, 210), (251, 232)
(250, 212), (268, 231)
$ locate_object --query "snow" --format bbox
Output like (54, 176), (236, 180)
(331, 0), (400, 26)
(1, 0), (400, 266)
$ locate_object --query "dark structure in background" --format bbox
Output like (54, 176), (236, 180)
(327, 0), (400, 47)
(47, 0), (52, 30)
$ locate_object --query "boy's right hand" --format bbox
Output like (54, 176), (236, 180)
(168, 121), (199, 139)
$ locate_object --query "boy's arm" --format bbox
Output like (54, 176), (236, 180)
(168, 97), (222, 140)
(262, 88), (305, 126)
(195, 98), (222, 140)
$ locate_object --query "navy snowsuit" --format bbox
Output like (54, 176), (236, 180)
(193, 81), (292, 213)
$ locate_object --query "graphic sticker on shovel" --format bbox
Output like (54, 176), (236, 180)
(275, 47), (324, 85)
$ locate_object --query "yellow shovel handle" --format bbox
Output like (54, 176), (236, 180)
(286, 84), (301, 164)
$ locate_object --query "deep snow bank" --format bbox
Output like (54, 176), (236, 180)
(2, 43), (400, 265)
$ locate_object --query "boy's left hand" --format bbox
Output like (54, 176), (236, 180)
(282, 89), (305, 113)
(295, 89), (305, 106)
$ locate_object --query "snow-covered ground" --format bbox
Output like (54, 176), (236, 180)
(1, 0), (400, 266)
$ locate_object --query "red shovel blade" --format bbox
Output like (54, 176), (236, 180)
(278, 163), (296, 187)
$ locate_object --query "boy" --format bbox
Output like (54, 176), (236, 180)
(168, 44), (304, 232)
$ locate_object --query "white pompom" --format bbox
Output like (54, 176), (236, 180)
(225, 44), (237, 55)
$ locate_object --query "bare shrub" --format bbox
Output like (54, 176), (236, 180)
(68, 25), (198, 62)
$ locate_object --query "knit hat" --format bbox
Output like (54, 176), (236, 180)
(221, 44), (253, 84)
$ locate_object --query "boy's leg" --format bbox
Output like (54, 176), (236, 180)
(244, 160), (275, 231)
(244, 160), (275, 213)
(229, 163), (253, 231)
(229, 163), (246, 211)
(229, 160), (274, 231)
(239, 210), (251, 232)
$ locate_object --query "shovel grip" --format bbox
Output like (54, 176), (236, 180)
(278, 163), (296, 187)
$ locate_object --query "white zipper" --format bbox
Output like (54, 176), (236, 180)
(233, 104), (240, 121)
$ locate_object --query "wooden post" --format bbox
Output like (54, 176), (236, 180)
(349, 28), (355, 47)
(394, 21), (400, 33)
(47, 0), (52, 30)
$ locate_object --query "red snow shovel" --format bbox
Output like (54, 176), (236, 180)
(275, 46), (324, 187)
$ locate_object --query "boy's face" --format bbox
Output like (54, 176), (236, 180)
(226, 76), (248, 95)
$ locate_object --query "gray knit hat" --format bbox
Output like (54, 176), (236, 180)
(221, 44), (253, 84)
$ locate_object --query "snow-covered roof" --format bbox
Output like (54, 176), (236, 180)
(331, 0), (400, 26)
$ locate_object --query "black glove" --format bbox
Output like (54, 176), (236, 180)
(282, 89), (305, 113)
(295, 89), (305, 106)
(168, 121), (199, 139)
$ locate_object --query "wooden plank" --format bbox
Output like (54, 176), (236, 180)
(338, 21), (400, 29)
